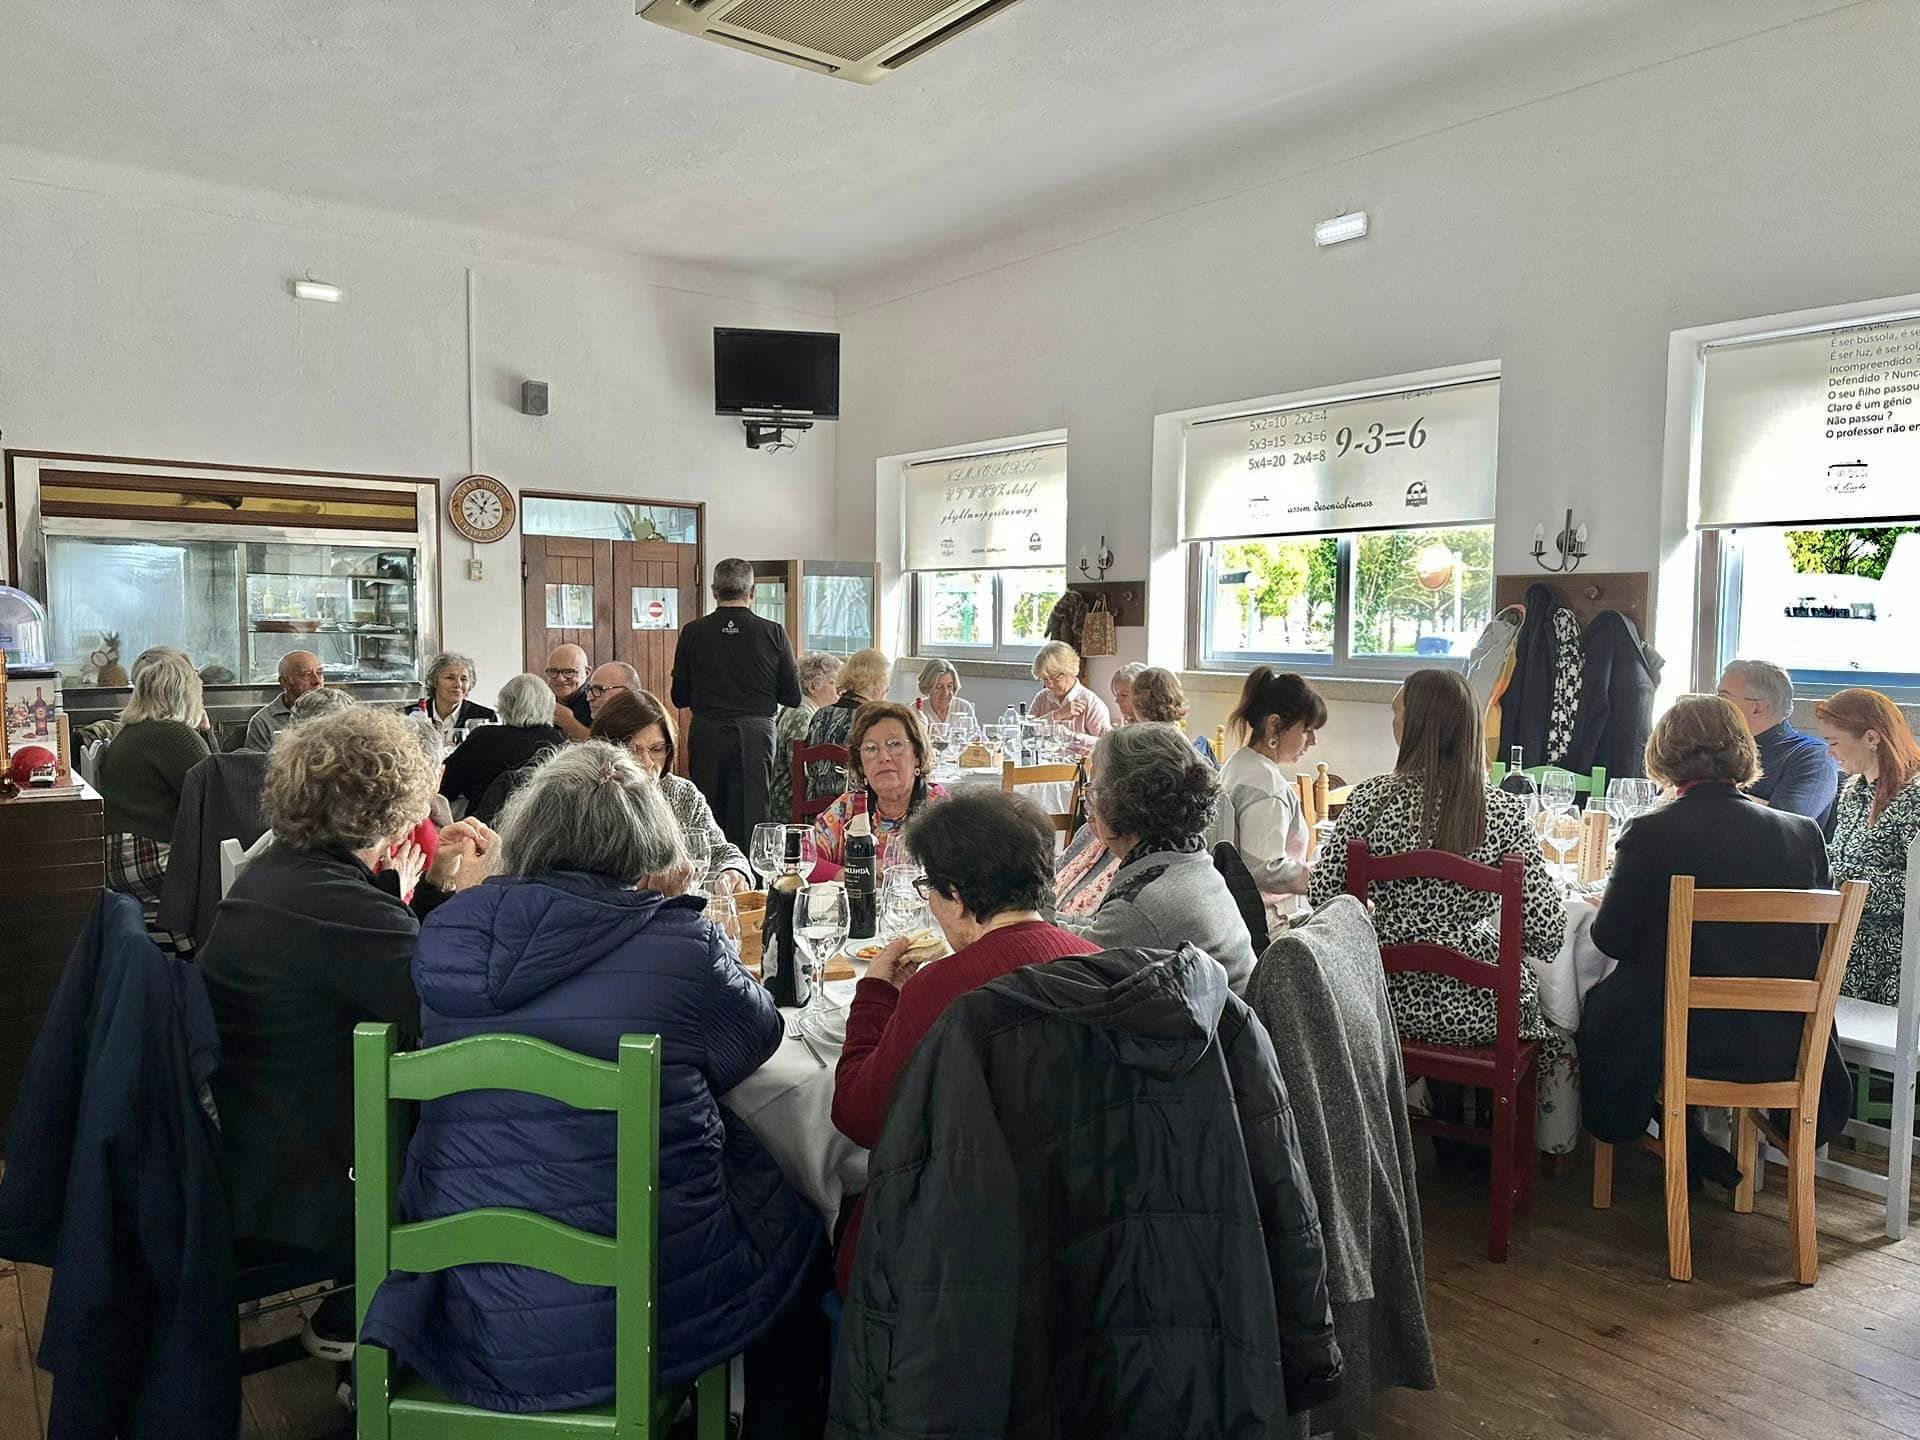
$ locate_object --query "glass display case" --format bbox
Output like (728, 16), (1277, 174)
(44, 534), (424, 686)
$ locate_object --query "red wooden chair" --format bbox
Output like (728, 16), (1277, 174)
(792, 741), (850, 822)
(1344, 839), (1537, 1262)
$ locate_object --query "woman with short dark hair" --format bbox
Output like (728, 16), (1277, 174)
(1579, 695), (1851, 1177)
(1063, 723), (1256, 993)
(831, 789), (1098, 1293)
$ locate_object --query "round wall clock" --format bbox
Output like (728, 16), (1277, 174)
(448, 473), (516, 544)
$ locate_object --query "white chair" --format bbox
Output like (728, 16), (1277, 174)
(219, 832), (274, 898)
(77, 739), (106, 788)
(1784, 833), (1920, 1239)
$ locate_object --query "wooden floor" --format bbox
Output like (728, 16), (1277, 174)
(5, 1143), (1920, 1438)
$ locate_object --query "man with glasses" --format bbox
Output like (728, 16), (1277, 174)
(670, 557), (801, 847)
(1717, 658), (1840, 832)
(543, 644), (593, 740)
(586, 663), (642, 719)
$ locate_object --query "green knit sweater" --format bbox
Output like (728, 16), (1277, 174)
(99, 719), (211, 841)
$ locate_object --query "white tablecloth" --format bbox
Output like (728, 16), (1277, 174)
(1533, 896), (1616, 1033)
(719, 977), (866, 1223)
(948, 765), (1074, 817)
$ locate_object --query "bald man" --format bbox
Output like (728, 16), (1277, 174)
(243, 650), (325, 751)
(545, 643), (593, 740)
(587, 662), (642, 719)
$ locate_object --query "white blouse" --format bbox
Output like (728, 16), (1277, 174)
(1210, 745), (1313, 900)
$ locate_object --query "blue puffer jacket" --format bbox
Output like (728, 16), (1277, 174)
(358, 873), (822, 1412)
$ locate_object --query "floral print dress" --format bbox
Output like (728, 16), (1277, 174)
(1831, 774), (1920, 1006)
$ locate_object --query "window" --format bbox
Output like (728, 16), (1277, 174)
(1180, 370), (1499, 674)
(1695, 310), (1920, 694)
(916, 568), (1065, 659)
(906, 440), (1069, 662)
(1711, 524), (1920, 692)
(1195, 527), (1494, 670)
(523, 496), (700, 544)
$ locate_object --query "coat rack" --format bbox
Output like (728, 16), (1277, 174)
(1493, 571), (1649, 636)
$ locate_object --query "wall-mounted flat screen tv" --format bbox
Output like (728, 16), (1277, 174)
(714, 328), (840, 419)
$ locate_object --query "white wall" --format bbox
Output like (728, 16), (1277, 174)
(835, 1), (1920, 784)
(0, 145), (837, 691)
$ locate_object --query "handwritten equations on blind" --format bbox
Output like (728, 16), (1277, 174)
(1181, 377), (1500, 542)
(1699, 316), (1920, 527)
(904, 443), (1068, 571)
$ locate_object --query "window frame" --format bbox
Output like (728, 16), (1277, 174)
(1186, 526), (1495, 678)
(911, 567), (1065, 664)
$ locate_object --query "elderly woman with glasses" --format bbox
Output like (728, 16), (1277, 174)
(591, 688), (753, 892)
(810, 701), (950, 871)
(830, 789), (1098, 1294)
(359, 742), (824, 1427)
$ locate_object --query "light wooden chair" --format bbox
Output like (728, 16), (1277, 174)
(1803, 834), (1920, 1238)
(1295, 765), (1336, 857)
(1001, 759), (1084, 834)
(1590, 876), (1868, 1284)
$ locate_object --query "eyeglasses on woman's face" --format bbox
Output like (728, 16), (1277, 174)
(910, 875), (942, 900)
(859, 737), (913, 762)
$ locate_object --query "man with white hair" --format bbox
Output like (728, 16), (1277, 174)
(1717, 658), (1840, 830)
(243, 650), (325, 752)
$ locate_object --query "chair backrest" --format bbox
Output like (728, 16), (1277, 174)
(78, 739), (107, 787)
(1001, 760), (1082, 833)
(1663, 877), (1869, 1113)
(1490, 762), (1608, 796)
(354, 1023), (664, 1433)
(1343, 839), (1527, 1069)
(1211, 842), (1271, 953)
(793, 741), (849, 821)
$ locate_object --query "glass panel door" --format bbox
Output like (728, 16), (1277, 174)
(801, 563), (876, 655)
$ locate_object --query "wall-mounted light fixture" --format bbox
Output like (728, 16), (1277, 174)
(291, 276), (342, 303)
(1532, 510), (1589, 573)
(1079, 535), (1115, 581)
(1314, 211), (1369, 247)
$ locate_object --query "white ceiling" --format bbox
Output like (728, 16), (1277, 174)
(0, 0), (1855, 291)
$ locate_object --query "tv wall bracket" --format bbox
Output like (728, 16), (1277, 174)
(742, 418), (813, 451)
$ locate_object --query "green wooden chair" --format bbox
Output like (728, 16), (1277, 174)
(353, 1023), (729, 1439)
(1490, 762), (1608, 797)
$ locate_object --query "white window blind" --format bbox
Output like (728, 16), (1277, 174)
(1181, 377), (1499, 542)
(1698, 316), (1920, 528)
(903, 443), (1067, 571)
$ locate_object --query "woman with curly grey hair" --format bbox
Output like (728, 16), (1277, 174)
(200, 706), (497, 1296)
(410, 650), (497, 737)
(1061, 722), (1255, 994)
(360, 742), (825, 1428)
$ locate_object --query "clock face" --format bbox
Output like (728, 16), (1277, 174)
(450, 475), (514, 543)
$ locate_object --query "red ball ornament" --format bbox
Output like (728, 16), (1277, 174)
(9, 746), (58, 788)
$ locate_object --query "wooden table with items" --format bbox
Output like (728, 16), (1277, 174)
(0, 781), (105, 1138)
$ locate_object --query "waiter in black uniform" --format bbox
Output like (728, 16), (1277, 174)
(671, 557), (801, 846)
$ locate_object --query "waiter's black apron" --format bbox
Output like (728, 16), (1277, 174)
(688, 714), (775, 849)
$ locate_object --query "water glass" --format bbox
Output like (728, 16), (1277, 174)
(683, 829), (712, 883)
(794, 881), (850, 1042)
(1539, 768), (1578, 817)
(703, 891), (741, 951)
(749, 823), (786, 886)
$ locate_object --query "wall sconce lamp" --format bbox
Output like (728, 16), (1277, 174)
(1532, 510), (1589, 573)
(1078, 535), (1115, 581)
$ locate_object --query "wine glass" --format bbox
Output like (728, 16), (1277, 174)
(794, 881), (851, 1042)
(1539, 768), (1578, 818)
(1532, 806), (1583, 891)
(927, 721), (954, 778)
(749, 823), (787, 888)
(881, 865), (930, 941)
(703, 891), (741, 952)
(683, 829), (713, 886)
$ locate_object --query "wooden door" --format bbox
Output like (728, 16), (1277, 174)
(525, 538), (699, 774)
(523, 536), (615, 675)
(611, 540), (701, 768)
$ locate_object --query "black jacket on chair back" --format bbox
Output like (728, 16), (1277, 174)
(828, 944), (1341, 1440)
(1578, 783), (1852, 1145)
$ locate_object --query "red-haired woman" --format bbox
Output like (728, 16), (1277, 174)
(1817, 687), (1920, 1005)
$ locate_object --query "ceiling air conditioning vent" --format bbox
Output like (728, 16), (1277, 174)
(637, 0), (1025, 84)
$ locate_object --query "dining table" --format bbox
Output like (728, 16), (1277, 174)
(720, 968), (869, 1224)
(947, 764), (1076, 818)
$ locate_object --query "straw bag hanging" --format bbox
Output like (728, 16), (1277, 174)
(1079, 597), (1117, 657)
